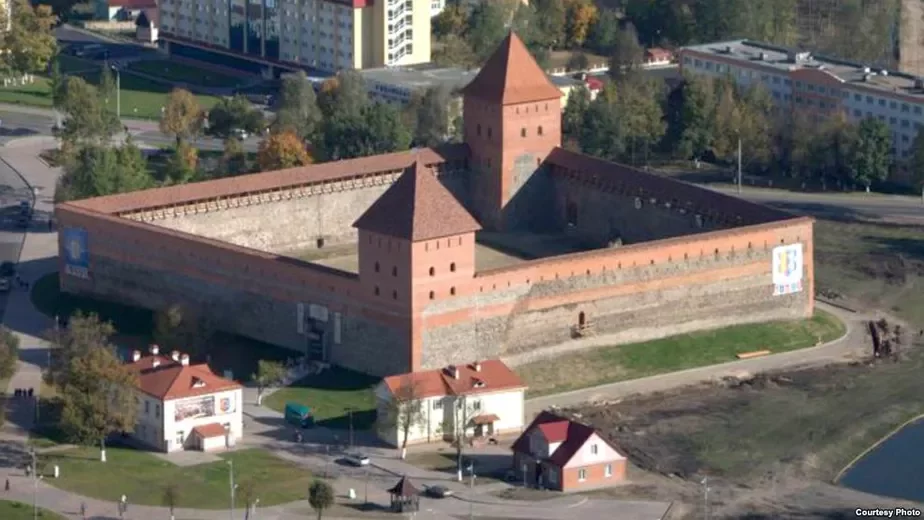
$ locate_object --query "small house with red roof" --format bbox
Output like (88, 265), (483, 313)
(126, 345), (243, 453)
(511, 411), (627, 491)
(644, 47), (674, 67)
(375, 359), (527, 447)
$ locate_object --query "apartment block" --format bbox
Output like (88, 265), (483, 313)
(159, 0), (431, 74)
(680, 40), (924, 159)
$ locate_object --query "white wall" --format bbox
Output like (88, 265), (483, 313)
(162, 388), (243, 452)
(133, 393), (165, 450)
(563, 432), (625, 469)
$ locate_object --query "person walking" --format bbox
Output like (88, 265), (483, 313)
(80, 501), (86, 519)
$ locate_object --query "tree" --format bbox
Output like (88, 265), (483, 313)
(467, 1), (510, 59)
(665, 74), (716, 160)
(160, 88), (204, 147)
(45, 313), (115, 390)
(433, 34), (477, 69)
(49, 58), (66, 113)
(257, 129), (312, 171)
(908, 128), (924, 196)
(99, 65), (116, 107)
(162, 483), (180, 520)
(317, 102), (411, 161)
(562, 85), (591, 139)
(239, 480), (258, 520)
(710, 79), (742, 163)
(206, 95), (265, 140)
(151, 304), (215, 360)
(221, 137), (249, 177)
(56, 76), (121, 148)
(165, 141), (199, 184)
(614, 76), (665, 165)
(532, 0), (567, 48)
(586, 9), (622, 55)
(5, 0), (57, 75)
(564, 0), (598, 47)
(411, 86), (452, 148)
(0, 326), (20, 383)
(608, 23), (645, 80)
(56, 141), (153, 202)
(58, 343), (138, 458)
(381, 376), (425, 459)
(317, 71), (368, 120)
(252, 360), (287, 405)
(274, 71), (322, 141)
(852, 117), (892, 189)
(810, 110), (858, 187)
(308, 479), (334, 520)
(433, 3), (467, 38)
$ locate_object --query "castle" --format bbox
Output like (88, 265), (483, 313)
(55, 33), (815, 376)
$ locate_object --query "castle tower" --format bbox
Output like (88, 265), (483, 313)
(461, 31), (564, 230)
(353, 157), (481, 372)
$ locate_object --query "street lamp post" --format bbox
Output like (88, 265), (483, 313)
(467, 462), (475, 520)
(30, 448), (37, 520)
(702, 476), (710, 520)
(228, 460), (236, 520)
(347, 407), (354, 448)
(111, 66), (121, 120)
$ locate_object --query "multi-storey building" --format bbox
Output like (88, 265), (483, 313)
(680, 40), (924, 159)
(159, 0), (431, 75)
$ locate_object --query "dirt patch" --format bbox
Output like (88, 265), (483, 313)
(556, 346), (924, 518)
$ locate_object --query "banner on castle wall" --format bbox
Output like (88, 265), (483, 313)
(62, 227), (90, 280)
(772, 243), (803, 296)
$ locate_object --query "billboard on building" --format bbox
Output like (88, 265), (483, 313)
(174, 396), (215, 422)
(62, 227), (90, 280)
(772, 243), (804, 296)
(218, 394), (236, 415)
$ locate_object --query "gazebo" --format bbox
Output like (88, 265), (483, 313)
(387, 476), (420, 513)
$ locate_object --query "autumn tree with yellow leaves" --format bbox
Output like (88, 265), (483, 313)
(257, 129), (312, 171)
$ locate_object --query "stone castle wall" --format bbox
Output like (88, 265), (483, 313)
(418, 218), (814, 369)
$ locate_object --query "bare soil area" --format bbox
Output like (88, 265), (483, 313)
(555, 344), (924, 518)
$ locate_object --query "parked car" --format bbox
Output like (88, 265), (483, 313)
(424, 485), (453, 498)
(0, 279), (9, 293)
(0, 261), (14, 278)
(18, 200), (30, 215)
(16, 215), (29, 228)
(344, 453), (370, 467)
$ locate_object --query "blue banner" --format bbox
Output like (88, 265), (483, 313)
(62, 227), (90, 279)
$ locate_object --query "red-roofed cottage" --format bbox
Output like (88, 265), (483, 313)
(126, 345), (243, 452)
(375, 360), (527, 446)
(511, 411), (627, 491)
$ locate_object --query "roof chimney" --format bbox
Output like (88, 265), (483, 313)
(131, 350), (141, 362)
(473, 361), (482, 372)
(149, 344), (160, 355)
(171, 350), (180, 362)
(180, 354), (190, 366)
(151, 358), (160, 368)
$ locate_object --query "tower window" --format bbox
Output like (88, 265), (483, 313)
(429, 291), (435, 300)
(538, 125), (544, 136)
(450, 287), (456, 296)
(429, 267), (435, 276)
(392, 266), (397, 277)
(374, 286), (380, 296)
(374, 262), (380, 273)
(476, 124), (481, 136)
(392, 290), (398, 300)
(487, 127), (492, 139)
(450, 262), (456, 272)
(521, 127), (527, 137)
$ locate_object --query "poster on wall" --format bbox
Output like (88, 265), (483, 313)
(174, 396), (215, 422)
(218, 394), (236, 415)
(772, 243), (804, 296)
(62, 228), (90, 280)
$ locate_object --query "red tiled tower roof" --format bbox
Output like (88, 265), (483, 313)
(352, 157), (481, 241)
(461, 31), (562, 105)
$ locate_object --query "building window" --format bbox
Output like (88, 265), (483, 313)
(145, 401), (150, 415)
(392, 266), (398, 277)
(374, 286), (380, 296)
(450, 287), (456, 296)
(374, 262), (380, 273)
(155, 405), (160, 418)
(392, 290), (398, 300)
(590, 444), (598, 455)
(471, 399), (481, 410)
(538, 125), (544, 135)
(429, 267), (435, 276)
(521, 127), (527, 137)
(605, 464), (613, 477)
(487, 127), (492, 139)
(433, 399), (442, 410)
(476, 124), (481, 137)
(429, 291), (435, 300)
(450, 262), (456, 272)
(578, 469), (587, 482)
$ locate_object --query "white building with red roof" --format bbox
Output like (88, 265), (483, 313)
(511, 411), (627, 491)
(375, 359), (527, 447)
(126, 345), (243, 452)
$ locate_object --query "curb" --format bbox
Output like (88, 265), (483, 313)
(832, 413), (924, 484)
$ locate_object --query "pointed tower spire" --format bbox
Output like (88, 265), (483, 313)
(462, 31), (562, 105)
(353, 157), (481, 241)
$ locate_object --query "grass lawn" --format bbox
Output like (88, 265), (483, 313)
(30, 273), (293, 383)
(402, 451), (510, 485)
(263, 367), (379, 430)
(518, 310), (845, 397)
(42, 447), (316, 508)
(0, 64), (219, 120)
(0, 500), (65, 520)
(127, 60), (249, 88)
